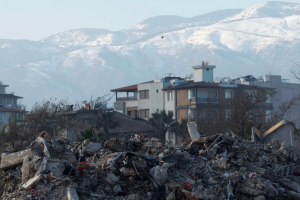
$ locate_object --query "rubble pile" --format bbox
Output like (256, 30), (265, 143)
(0, 132), (300, 200)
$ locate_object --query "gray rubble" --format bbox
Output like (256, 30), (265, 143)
(0, 132), (300, 199)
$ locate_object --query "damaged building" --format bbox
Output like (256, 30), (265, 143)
(0, 81), (25, 125)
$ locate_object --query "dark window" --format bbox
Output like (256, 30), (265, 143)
(206, 68), (209, 71)
(139, 109), (150, 118)
(139, 90), (149, 99)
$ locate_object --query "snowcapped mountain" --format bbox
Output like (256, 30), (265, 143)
(40, 9), (242, 47)
(1, 1), (300, 108)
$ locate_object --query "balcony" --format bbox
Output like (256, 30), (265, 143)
(197, 97), (218, 103)
(116, 96), (137, 101)
(190, 97), (219, 103)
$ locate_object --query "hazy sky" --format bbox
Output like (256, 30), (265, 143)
(1, 0), (300, 41)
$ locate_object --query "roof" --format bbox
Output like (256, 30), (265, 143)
(0, 107), (25, 113)
(109, 111), (154, 134)
(262, 120), (289, 138)
(163, 81), (220, 91)
(0, 94), (23, 99)
(111, 80), (154, 92)
(237, 84), (275, 90)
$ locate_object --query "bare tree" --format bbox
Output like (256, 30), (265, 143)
(190, 87), (276, 138)
(266, 96), (300, 127)
(0, 113), (34, 151)
(26, 98), (70, 137)
(192, 99), (229, 136)
(228, 87), (276, 138)
(290, 61), (300, 81)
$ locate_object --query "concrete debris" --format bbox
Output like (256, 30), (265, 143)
(0, 131), (300, 199)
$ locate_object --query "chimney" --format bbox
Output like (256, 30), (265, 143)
(192, 61), (216, 82)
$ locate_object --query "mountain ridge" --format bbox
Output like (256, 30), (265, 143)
(0, 1), (300, 108)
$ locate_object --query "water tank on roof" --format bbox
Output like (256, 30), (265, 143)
(170, 79), (186, 87)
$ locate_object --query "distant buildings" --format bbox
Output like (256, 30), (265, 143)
(0, 81), (25, 125)
(111, 62), (300, 127)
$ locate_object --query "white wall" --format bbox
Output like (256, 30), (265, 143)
(138, 82), (164, 118)
(247, 75), (300, 127)
(126, 100), (138, 108)
(164, 90), (176, 118)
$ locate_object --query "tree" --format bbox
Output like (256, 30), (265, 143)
(190, 86), (276, 138)
(80, 128), (94, 140)
(290, 60), (300, 81)
(192, 97), (229, 136)
(26, 98), (69, 136)
(148, 110), (180, 135)
(227, 87), (276, 138)
(0, 114), (34, 151)
(93, 110), (120, 138)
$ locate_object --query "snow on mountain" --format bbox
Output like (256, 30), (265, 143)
(41, 28), (114, 47)
(1, 1), (300, 108)
(40, 9), (242, 47)
(0, 39), (71, 67)
(222, 1), (300, 22)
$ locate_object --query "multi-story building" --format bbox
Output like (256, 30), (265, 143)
(0, 81), (25, 125)
(111, 62), (300, 126)
(111, 77), (183, 119)
(237, 75), (300, 127)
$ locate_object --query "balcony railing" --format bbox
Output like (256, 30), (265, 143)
(197, 97), (219, 103)
(190, 97), (219, 103)
(117, 96), (137, 101)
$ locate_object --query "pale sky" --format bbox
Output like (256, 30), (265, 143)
(1, 0), (300, 41)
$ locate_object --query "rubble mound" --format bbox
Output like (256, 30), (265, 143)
(0, 133), (300, 200)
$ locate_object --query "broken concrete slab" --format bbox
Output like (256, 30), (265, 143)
(1, 149), (33, 165)
(21, 174), (42, 190)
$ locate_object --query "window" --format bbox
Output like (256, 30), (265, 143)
(226, 109), (231, 119)
(266, 94), (271, 103)
(139, 109), (150, 118)
(185, 89), (195, 99)
(265, 110), (271, 122)
(139, 90), (149, 99)
(7, 99), (12, 105)
(167, 91), (173, 101)
(206, 68), (209, 71)
(225, 90), (232, 99)
(0, 99), (2, 105)
(0, 88), (4, 94)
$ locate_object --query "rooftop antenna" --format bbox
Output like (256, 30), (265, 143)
(156, 71), (157, 79)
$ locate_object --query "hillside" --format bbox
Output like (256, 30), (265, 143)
(0, 2), (299, 108)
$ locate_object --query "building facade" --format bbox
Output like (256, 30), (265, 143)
(111, 77), (183, 119)
(0, 81), (25, 125)
(111, 63), (300, 126)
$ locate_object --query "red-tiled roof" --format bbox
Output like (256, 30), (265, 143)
(111, 80), (154, 92)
